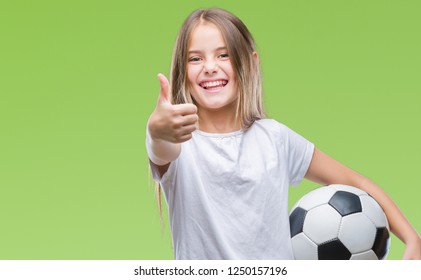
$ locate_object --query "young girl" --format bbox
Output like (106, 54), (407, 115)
(146, 8), (421, 260)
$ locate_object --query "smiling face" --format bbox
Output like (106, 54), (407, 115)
(187, 22), (238, 113)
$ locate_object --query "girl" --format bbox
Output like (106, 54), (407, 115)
(146, 8), (421, 260)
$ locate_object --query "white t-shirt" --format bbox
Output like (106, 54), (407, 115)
(149, 119), (314, 259)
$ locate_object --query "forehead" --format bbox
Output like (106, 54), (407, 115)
(188, 22), (226, 50)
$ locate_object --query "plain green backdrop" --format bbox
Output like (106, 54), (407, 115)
(0, 0), (420, 260)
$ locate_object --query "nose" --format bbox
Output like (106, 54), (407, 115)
(203, 59), (218, 75)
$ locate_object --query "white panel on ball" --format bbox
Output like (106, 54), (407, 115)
(291, 233), (318, 260)
(339, 213), (377, 254)
(331, 184), (367, 196)
(360, 195), (389, 228)
(295, 186), (337, 211)
(303, 204), (342, 245)
(350, 250), (378, 260)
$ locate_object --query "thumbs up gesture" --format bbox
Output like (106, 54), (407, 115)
(148, 73), (198, 143)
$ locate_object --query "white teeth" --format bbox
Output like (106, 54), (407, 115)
(200, 80), (227, 89)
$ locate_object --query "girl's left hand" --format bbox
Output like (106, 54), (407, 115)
(402, 236), (421, 260)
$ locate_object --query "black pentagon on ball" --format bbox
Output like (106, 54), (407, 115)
(328, 191), (362, 216)
(318, 238), (352, 260)
(289, 207), (307, 238)
(372, 227), (390, 259)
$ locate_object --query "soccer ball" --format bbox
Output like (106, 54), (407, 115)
(289, 184), (390, 260)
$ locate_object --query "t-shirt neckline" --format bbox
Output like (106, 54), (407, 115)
(193, 129), (244, 138)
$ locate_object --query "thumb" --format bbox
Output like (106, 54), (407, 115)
(157, 73), (170, 103)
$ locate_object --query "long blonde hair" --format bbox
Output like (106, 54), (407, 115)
(170, 8), (265, 128)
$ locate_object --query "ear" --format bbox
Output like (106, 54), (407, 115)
(252, 51), (259, 64)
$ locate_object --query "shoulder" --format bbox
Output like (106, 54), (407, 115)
(251, 119), (312, 147)
(252, 119), (292, 136)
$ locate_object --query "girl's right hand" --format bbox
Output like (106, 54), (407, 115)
(148, 73), (198, 143)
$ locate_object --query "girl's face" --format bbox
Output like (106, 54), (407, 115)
(187, 23), (238, 113)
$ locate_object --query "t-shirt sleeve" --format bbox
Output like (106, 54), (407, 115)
(148, 160), (164, 182)
(148, 157), (178, 184)
(282, 124), (315, 186)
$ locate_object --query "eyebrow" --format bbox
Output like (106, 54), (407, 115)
(188, 46), (228, 54)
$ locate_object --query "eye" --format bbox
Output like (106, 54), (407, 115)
(218, 53), (229, 60)
(188, 56), (202, 63)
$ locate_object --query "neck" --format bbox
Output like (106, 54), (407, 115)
(197, 108), (241, 133)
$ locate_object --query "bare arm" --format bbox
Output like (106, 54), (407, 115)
(305, 148), (421, 259)
(146, 74), (197, 176)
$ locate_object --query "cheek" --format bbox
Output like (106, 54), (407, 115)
(220, 62), (236, 80)
(186, 68), (199, 99)
(187, 65), (200, 83)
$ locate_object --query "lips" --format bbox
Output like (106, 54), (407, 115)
(199, 79), (228, 90)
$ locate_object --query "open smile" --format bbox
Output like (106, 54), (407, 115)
(199, 79), (228, 92)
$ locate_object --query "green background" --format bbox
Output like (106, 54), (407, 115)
(1, 0), (420, 260)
